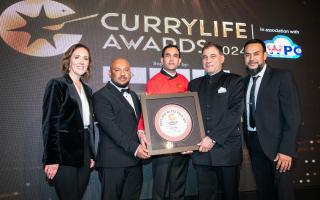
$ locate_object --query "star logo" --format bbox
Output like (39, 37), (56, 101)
(0, 0), (98, 57)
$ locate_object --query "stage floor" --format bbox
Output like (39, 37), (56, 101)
(143, 187), (319, 200)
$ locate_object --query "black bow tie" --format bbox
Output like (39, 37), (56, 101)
(121, 88), (130, 93)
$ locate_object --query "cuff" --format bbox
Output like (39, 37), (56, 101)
(134, 145), (140, 157)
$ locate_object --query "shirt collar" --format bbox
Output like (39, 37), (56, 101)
(110, 81), (128, 92)
(207, 69), (223, 76)
(161, 68), (178, 79)
(254, 63), (267, 78)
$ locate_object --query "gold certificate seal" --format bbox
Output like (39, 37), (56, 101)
(154, 104), (192, 142)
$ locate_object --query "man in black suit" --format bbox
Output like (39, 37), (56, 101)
(242, 39), (300, 200)
(93, 58), (149, 200)
(189, 42), (244, 200)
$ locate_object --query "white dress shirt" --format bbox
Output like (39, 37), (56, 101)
(74, 83), (90, 128)
(246, 64), (267, 131)
(110, 81), (137, 116)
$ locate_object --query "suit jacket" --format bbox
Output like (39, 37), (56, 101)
(243, 66), (301, 160)
(93, 82), (142, 168)
(189, 71), (244, 166)
(42, 74), (95, 167)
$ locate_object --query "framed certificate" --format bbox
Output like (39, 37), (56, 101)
(141, 92), (205, 155)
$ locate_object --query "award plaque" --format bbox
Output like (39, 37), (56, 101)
(141, 92), (205, 155)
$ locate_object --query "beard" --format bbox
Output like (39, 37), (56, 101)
(111, 79), (129, 88)
(246, 64), (264, 76)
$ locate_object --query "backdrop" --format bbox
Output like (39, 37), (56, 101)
(0, 0), (319, 199)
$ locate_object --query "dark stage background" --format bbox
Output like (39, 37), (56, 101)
(0, 0), (319, 199)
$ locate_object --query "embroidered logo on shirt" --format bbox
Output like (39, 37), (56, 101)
(176, 83), (183, 89)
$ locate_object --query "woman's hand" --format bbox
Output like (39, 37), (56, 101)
(90, 159), (95, 168)
(44, 164), (59, 180)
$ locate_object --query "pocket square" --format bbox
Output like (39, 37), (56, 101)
(218, 87), (227, 93)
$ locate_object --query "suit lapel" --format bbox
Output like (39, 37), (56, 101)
(107, 83), (138, 120)
(244, 76), (250, 90)
(244, 76), (250, 113)
(82, 81), (96, 156)
(65, 74), (83, 118)
(82, 82), (92, 114)
(256, 66), (272, 106)
(130, 91), (141, 120)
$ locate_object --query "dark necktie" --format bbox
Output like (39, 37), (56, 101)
(249, 76), (258, 128)
(121, 88), (130, 93)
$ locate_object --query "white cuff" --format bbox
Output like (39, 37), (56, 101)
(134, 145), (140, 157)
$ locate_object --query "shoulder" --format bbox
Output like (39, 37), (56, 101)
(188, 76), (204, 89)
(49, 76), (65, 83)
(146, 72), (163, 86)
(222, 72), (243, 85)
(93, 84), (109, 98)
(43, 76), (69, 102)
(177, 73), (188, 82)
(268, 67), (293, 81)
(176, 73), (189, 86)
(93, 86), (117, 108)
(189, 76), (203, 84)
(148, 72), (163, 82)
(45, 76), (67, 90)
(224, 72), (242, 79)
(271, 67), (290, 75)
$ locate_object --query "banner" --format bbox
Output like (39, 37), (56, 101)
(0, 0), (318, 199)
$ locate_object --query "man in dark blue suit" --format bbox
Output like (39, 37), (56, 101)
(189, 42), (244, 200)
(242, 39), (301, 200)
(93, 58), (149, 200)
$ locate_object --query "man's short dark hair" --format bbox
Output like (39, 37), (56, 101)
(162, 44), (181, 58)
(244, 39), (266, 52)
(201, 42), (223, 55)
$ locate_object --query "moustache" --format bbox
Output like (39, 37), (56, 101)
(248, 61), (258, 65)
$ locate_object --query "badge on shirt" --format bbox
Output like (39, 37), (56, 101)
(176, 83), (183, 90)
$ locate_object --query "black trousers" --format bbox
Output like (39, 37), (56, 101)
(194, 164), (240, 200)
(152, 154), (189, 200)
(246, 133), (295, 200)
(53, 129), (92, 200)
(98, 166), (143, 200)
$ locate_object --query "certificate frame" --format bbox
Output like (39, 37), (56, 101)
(141, 92), (205, 155)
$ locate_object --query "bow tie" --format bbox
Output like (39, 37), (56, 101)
(121, 88), (130, 93)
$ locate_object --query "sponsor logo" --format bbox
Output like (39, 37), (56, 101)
(0, 0), (97, 57)
(265, 35), (302, 59)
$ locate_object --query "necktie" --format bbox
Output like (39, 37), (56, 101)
(121, 88), (130, 93)
(249, 76), (258, 128)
